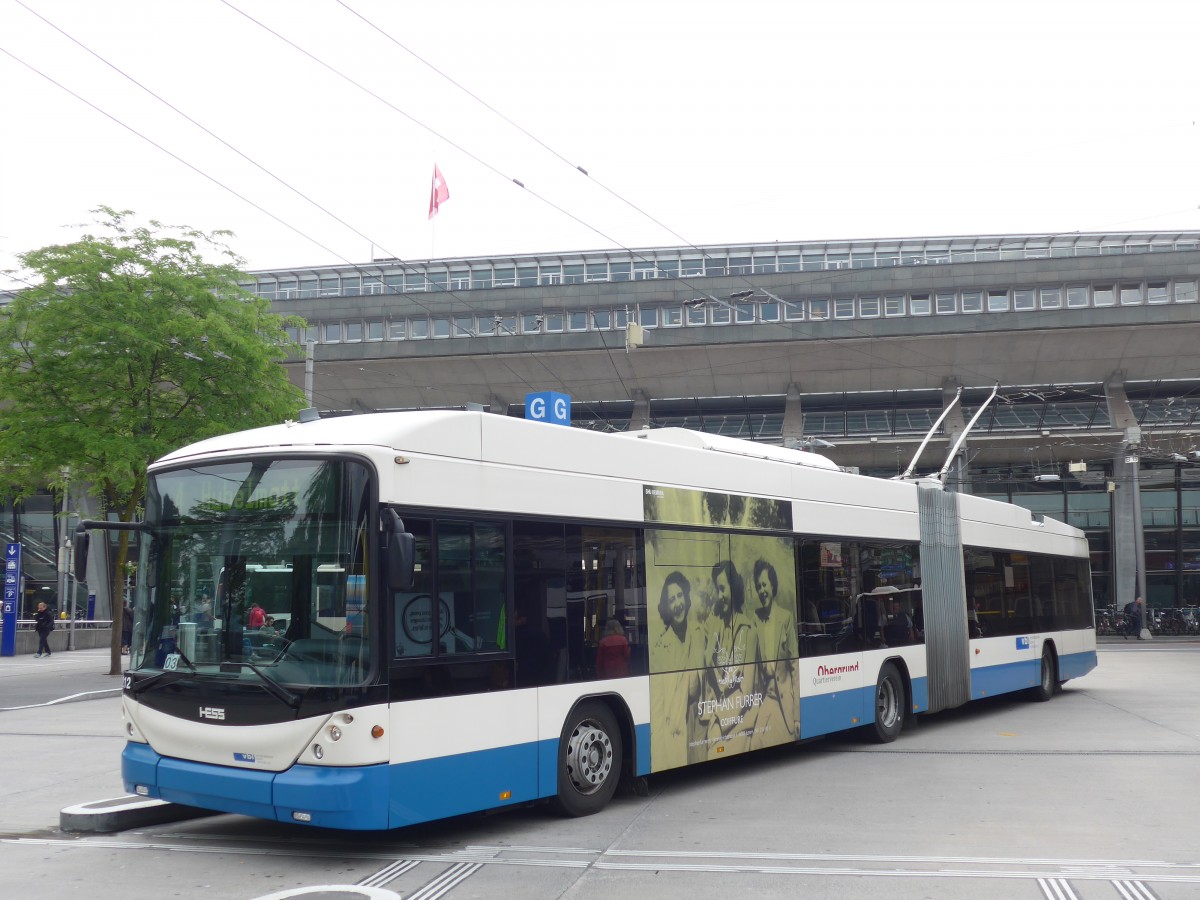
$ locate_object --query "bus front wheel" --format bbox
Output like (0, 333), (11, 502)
(554, 701), (622, 817)
(1031, 647), (1057, 702)
(871, 662), (905, 743)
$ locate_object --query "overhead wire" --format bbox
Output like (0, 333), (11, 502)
(6, 4), (1199, 426)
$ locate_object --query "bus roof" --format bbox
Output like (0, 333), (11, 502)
(154, 410), (838, 471)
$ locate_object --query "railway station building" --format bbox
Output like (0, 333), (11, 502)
(246, 230), (1200, 614)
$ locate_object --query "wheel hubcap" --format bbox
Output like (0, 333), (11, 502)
(565, 721), (612, 794)
(877, 679), (898, 727)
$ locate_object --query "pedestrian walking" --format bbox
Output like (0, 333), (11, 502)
(33, 601), (55, 657)
(1123, 597), (1143, 639)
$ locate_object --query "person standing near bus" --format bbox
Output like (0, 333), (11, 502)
(247, 602), (266, 629)
(595, 618), (630, 678)
(750, 558), (798, 746)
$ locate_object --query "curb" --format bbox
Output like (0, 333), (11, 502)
(60, 795), (213, 833)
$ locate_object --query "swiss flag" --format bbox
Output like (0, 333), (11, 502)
(428, 165), (450, 219)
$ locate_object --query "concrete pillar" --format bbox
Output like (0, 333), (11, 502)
(782, 383), (803, 444)
(1104, 371), (1145, 622)
(630, 390), (651, 431)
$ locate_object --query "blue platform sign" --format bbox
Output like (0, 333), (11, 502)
(525, 391), (571, 427)
(2, 543), (20, 657)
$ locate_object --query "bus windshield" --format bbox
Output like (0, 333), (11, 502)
(131, 457), (373, 687)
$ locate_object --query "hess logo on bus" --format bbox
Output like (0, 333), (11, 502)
(199, 707), (226, 721)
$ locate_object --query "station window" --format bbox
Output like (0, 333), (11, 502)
(735, 302), (756, 324)
(324, 322), (342, 343)
(639, 307), (660, 328)
(1039, 287), (1062, 310)
(1013, 289), (1035, 311)
(388, 320), (406, 340)
(367, 320), (384, 341)
(834, 298), (855, 319)
(345, 322), (363, 342)
(1093, 285), (1115, 307)
(810, 299), (830, 320)
(961, 291), (983, 313)
(783, 301), (806, 321)
(935, 292), (956, 315)
(1147, 282), (1169, 304)
(686, 303), (707, 325)
(521, 313), (543, 334)
(987, 290), (1010, 312)
(410, 318), (429, 340)
(1066, 286), (1089, 309)
(454, 316), (475, 337)
(884, 294), (906, 317)
(662, 307), (683, 327)
(710, 305), (731, 325)
(858, 296), (880, 318)
(544, 313), (564, 333)
(432, 318), (451, 339)
(910, 294), (931, 316)
(593, 309), (612, 329)
(760, 301), (780, 322)
(1175, 281), (1198, 303)
(569, 311), (589, 331)
(1120, 283), (1143, 305)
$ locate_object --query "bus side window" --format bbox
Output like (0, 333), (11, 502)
(473, 522), (507, 651)
(395, 519), (434, 658)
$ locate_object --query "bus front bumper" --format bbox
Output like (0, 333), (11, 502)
(123, 742), (390, 830)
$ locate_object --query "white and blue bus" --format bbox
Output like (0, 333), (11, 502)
(77, 410), (1096, 830)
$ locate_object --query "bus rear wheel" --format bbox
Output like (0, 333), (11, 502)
(870, 662), (905, 743)
(554, 701), (622, 817)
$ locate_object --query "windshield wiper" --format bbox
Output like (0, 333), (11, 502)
(229, 660), (303, 709)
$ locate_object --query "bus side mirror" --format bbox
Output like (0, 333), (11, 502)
(73, 530), (90, 583)
(382, 508), (415, 591)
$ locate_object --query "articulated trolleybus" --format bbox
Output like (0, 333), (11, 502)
(77, 411), (1096, 830)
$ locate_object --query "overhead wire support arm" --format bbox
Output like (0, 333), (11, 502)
(897, 385), (963, 480)
(937, 384), (1000, 485)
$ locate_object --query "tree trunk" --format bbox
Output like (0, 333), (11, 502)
(109, 529), (130, 677)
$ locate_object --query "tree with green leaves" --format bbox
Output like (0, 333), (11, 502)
(0, 207), (305, 675)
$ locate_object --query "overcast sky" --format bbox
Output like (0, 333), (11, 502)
(2, 0), (1198, 286)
